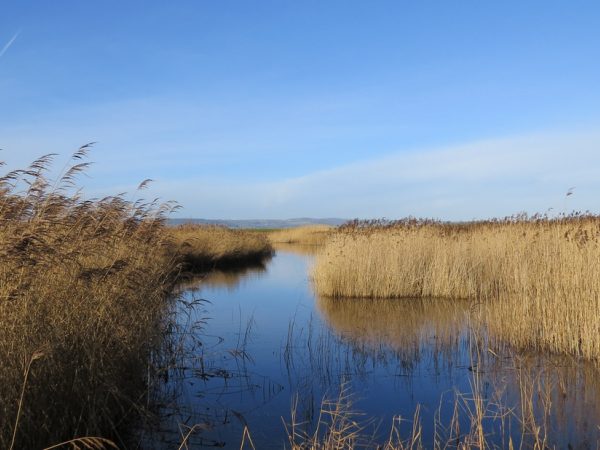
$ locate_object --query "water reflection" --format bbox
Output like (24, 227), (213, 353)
(479, 351), (600, 448)
(312, 295), (600, 448)
(316, 296), (469, 365)
(272, 242), (322, 256)
(145, 250), (600, 449)
(176, 261), (268, 293)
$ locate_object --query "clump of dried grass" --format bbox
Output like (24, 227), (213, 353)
(269, 225), (334, 246)
(0, 147), (178, 448)
(167, 224), (273, 272)
(283, 347), (558, 449)
(286, 383), (369, 449)
(312, 216), (600, 363)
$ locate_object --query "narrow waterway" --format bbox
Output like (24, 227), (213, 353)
(145, 247), (600, 449)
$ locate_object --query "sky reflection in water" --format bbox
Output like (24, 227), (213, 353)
(146, 249), (600, 449)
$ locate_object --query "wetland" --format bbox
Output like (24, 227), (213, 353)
(148, 245), (600, 449)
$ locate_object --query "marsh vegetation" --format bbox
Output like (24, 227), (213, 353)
(0, 149), (179, 449)
(158, 247), (600, 449)
(0, 152), (274, 449)
(268, 225), (334, 246)
(3, 151), (600, 449)
(313, 218), (600, 363)
(168, 224), (273, 272)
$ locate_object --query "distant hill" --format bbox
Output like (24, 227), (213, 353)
(167, 217), (348, 229)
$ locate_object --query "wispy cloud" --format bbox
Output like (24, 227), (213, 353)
(3, 114), (600, 220)
(0, 31), (20, 59)
(149, 128), (600, 220)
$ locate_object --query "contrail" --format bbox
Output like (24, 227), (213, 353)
(0, 31), (20, 58)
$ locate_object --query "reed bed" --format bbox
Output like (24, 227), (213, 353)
(168, 224), (273, 272)
(312, 217), (600, 363)
(0, 150), (175, 449)
(268, 224), (334, 246)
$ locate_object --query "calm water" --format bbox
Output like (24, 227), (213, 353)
(144, 248), (600, 449)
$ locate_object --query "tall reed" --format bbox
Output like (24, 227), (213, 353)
(268, 225), (333, 246)
(0, 148), (177, 448)
(312, 217), (600, 362)
(168, 224), (273, 272)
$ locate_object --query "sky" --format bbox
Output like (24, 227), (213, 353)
(1, 1), (600, 220)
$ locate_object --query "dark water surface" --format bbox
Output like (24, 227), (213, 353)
(144, 248), (600, 449)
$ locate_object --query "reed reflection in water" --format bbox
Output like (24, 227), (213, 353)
(272, 242), (325, 257)
(147, 249), (600, 449)
(316, 296), (470, 365)
(314, 295), (600, 448)
(176, 260), (269, 293)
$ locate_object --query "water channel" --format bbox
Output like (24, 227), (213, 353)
(144, 246), (600, 449)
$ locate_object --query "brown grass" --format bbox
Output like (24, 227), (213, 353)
(168, 224), (273, 272)
(0, 150), (293, 448)
(268, 225), (334, 246)
(312, 217), (600, 363)
(0, 149), (177, 448)
(286, 383), (367, 449)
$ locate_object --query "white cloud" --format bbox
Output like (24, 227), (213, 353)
(5, 125), (600, 220)
(151, 128), (600, 219)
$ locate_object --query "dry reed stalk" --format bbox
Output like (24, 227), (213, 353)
(312, 217), (600, 363)
(0, 149), (179, 448)
(286, 383), (367, 449)
(282, 342), (562, 449)
(268, 225), (334, 246)
(43, 437), (118, 449)
(167, 224), (273, 272)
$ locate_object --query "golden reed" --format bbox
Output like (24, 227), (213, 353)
(0, 148), (183, 448)
(268, 224), (333, 246)
(168, 224), (273, 271)
(312, 217), (600, 362)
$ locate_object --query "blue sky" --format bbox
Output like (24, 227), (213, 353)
(2, 1), (600, 219)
